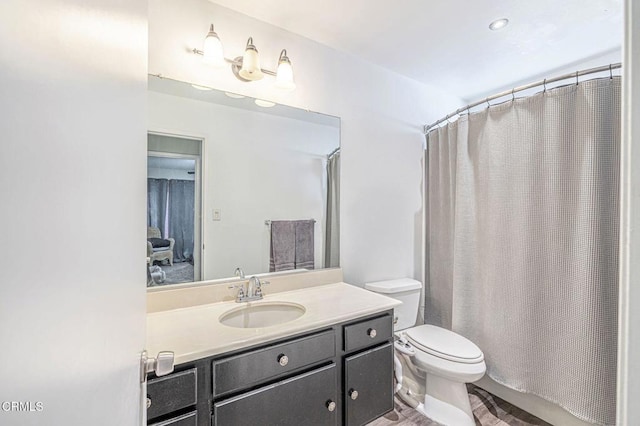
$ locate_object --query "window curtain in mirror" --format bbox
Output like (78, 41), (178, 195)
(168, 179), (195, 263)
(425, 77), (620, 425)
(148, 178), (169, 235)
(324, 152), (340, 268)
(147, 178), (195, 263)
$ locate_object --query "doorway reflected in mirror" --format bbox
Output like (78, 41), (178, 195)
(147, 134), (203, 286)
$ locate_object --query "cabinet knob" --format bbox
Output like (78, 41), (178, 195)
(278, 354), (289, 366)
(349, 389), (359, 400)
(326, 400), (336, 412)
(368, 328), (377, 338)
(146, 397), (151, 409)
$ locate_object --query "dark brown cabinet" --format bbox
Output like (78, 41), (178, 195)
(146, 310), (394, 426)
(213, 364), (338, 426)
(344, 343), (394, 426)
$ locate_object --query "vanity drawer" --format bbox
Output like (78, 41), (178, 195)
(343, 314), (392, 353)
(213, 329), (335, 397)
(147, 368), (197, 421)
(213, 363), (338, 426)
(149, 411), (197, 426)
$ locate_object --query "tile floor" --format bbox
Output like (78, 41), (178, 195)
(367, 385), (551, 426)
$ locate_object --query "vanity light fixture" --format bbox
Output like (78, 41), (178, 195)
(239, 37), (264, 81)
(202, 24), (225, 67)
(489, 18), (509, 31)
(192, 23), (296, 91)
(275, 49), (296, 91)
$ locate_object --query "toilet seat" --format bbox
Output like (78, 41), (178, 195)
(405, 325), (484, 364)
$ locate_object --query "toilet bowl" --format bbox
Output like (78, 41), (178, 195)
(364, 279), (486, 426)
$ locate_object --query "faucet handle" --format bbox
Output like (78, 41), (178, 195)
(254, 279), (269, 297)
(228, 283), (245, 300)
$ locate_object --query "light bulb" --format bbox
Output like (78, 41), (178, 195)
(238, 37), (264, 81)
(275, 49), (296, 91)
(202, 24), (225, 67)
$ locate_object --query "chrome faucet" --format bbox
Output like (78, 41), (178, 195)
(234, 267), (245, 279)
(229, 276), (269, 303)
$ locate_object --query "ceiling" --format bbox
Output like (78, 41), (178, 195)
(208, 0), (622, 101)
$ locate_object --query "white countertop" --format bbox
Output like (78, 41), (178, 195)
(147, 282), (401, 365)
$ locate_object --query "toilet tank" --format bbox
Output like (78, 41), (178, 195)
(364, 278), (422, 331)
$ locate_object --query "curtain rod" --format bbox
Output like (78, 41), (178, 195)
(327, 147), (341, 158)
(423, 62), (622, 134)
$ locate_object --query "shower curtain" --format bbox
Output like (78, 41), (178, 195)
(425, 77), (620, 425)
(325, 151), (340, 268)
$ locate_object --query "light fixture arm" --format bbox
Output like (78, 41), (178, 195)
(191, 48), (277, 77)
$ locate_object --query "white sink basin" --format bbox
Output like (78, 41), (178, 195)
(219, 302), (306, 328)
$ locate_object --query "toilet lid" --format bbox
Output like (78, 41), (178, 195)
(405, 325), (484, 364)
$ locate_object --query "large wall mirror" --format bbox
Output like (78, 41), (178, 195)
(147, 75), (340, 288)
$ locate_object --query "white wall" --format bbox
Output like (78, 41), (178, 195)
(617, 0), (640, 424)
(0, 0), (147, 425)
(149, 91), (339, 279)
(148, 0), (464, 286)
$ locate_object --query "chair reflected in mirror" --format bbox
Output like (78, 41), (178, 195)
(147, 227), (174, 266)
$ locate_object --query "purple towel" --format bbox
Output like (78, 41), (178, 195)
(269, 221), (296, 272)
(294, 220), (315, 270)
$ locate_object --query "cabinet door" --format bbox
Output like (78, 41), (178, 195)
(149, 411), (197, 426)
(147, 368), (197, 421)
(213, 364), (338, 426)
(344, 343), (394, 426)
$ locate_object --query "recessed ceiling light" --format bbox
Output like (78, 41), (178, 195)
(224, 92), (245, 99)
(489, 18), (509, 31)
(191, 84), (212, 91)
(255, 99), (276, 108)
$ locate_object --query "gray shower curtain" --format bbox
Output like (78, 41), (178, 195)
(325, 151), (340, 268)
(425, 77), (620, 425)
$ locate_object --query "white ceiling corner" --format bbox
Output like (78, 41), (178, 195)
(207, 0), (623, 101)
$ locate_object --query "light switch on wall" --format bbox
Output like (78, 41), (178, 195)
(213, 209), (221, 221)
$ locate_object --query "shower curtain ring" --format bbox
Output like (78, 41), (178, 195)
(576, 71), (579, 86)
(511, 88), (515, 101)
(609, 64), (613, 79)
(486, 98), (490, 108)
(543, 79), (547, 93)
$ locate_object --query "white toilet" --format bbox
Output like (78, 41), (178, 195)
(364, 278), (486, 426)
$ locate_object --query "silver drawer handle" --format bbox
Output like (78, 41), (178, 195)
(146, 397), (151, 409)
(349, 389), (359, 400)
(278, 354), (289, 366)
(326, 400), (336, 412)
(368, 328), (377, 338)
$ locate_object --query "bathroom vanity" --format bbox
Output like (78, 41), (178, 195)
(146, 282), (400, 426)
